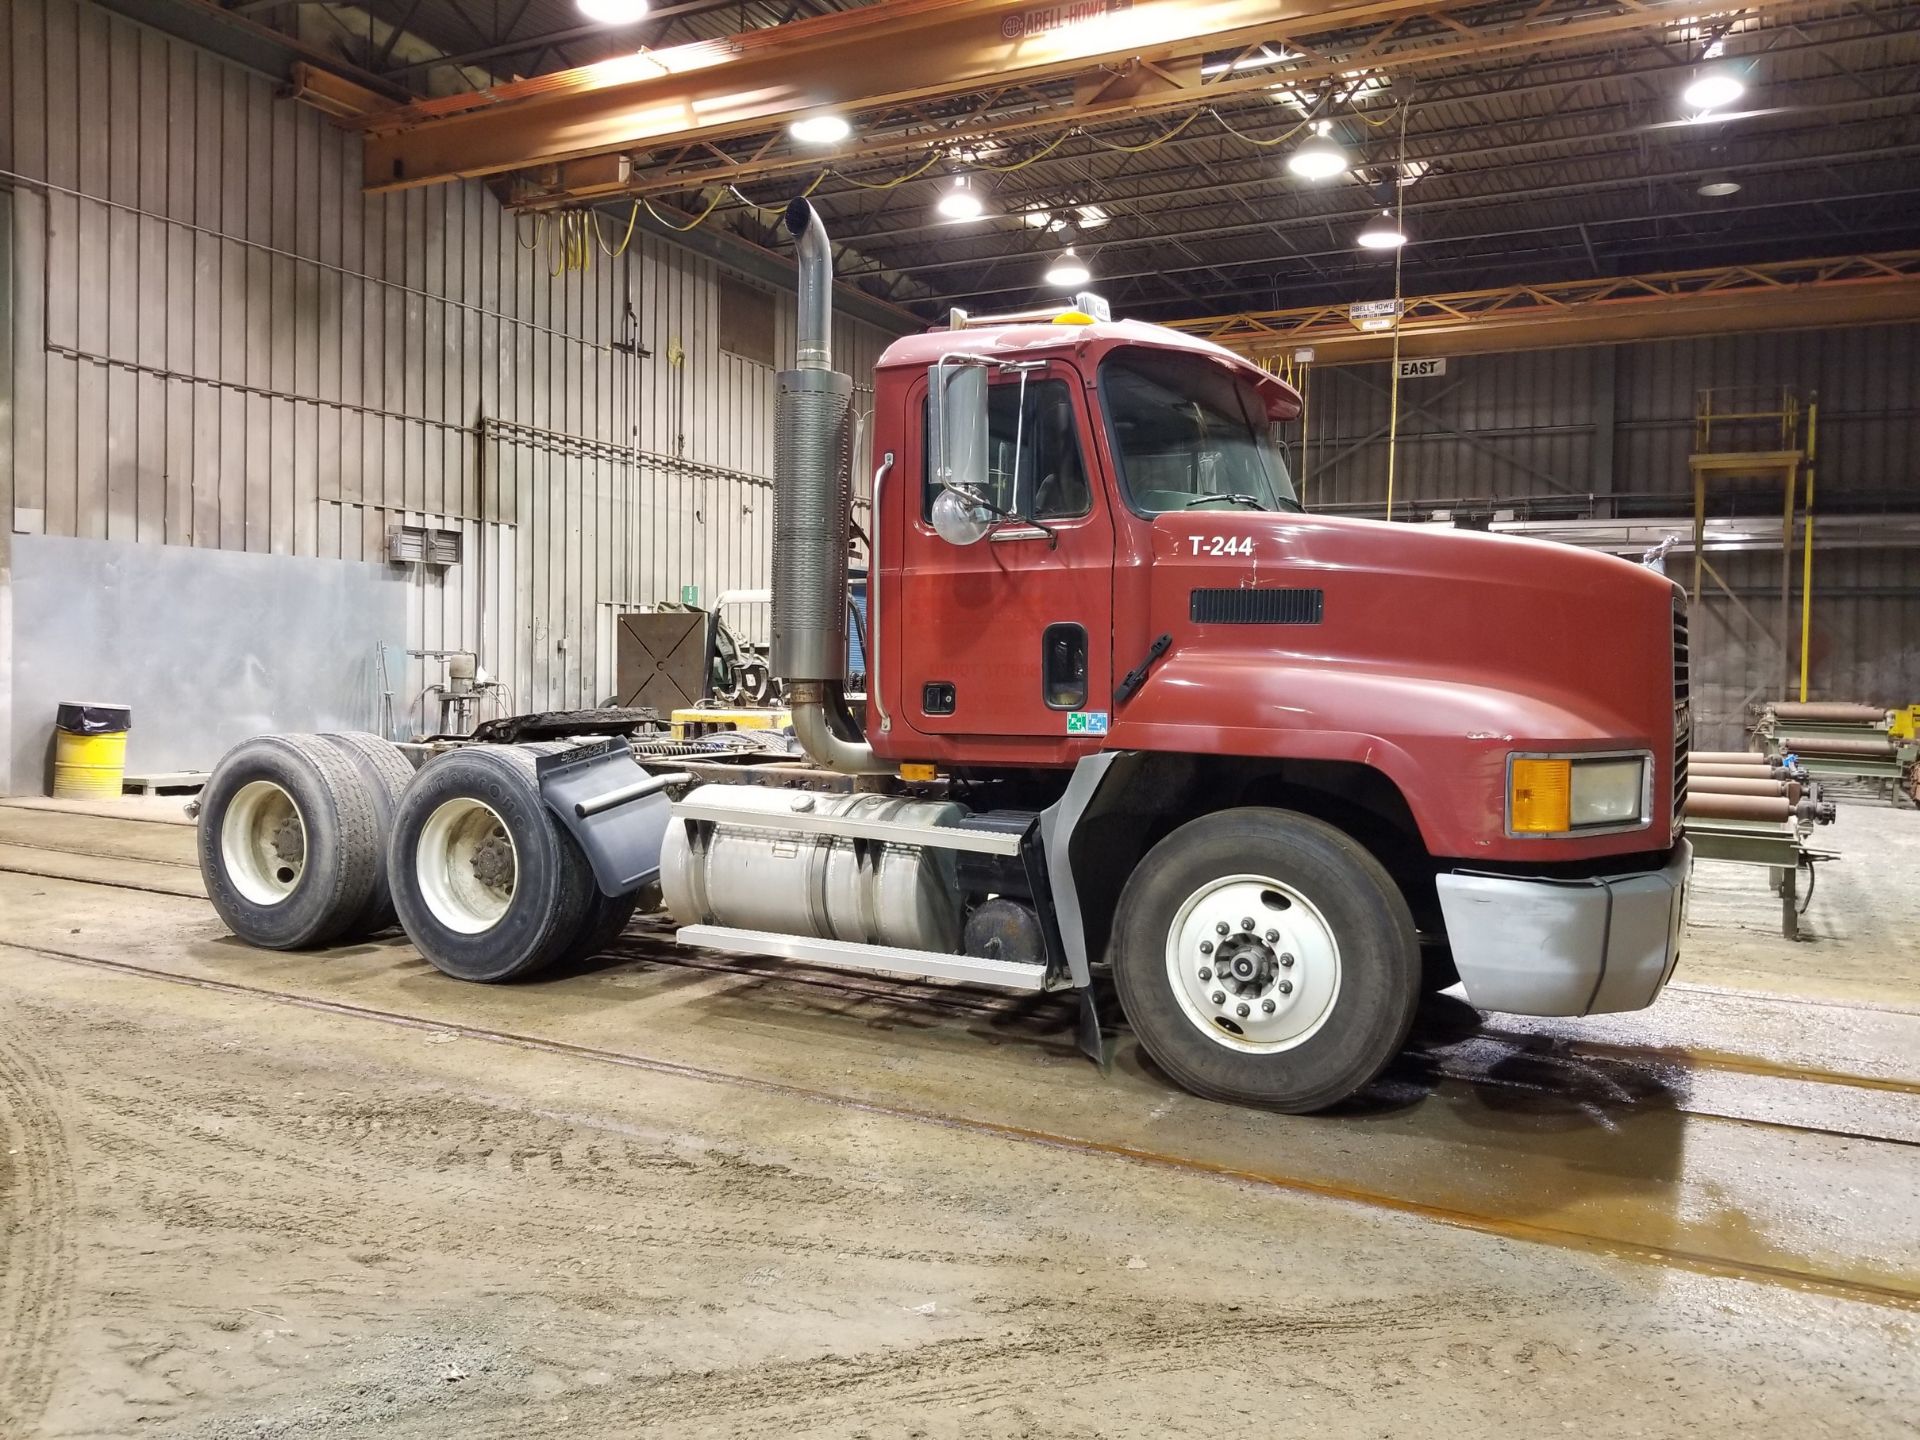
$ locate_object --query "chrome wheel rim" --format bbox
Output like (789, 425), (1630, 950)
(416, 798), (518, 935)
(1164, 874), (1342, 1053)
(220, 781), (307, 906)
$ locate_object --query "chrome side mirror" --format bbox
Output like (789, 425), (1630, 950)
(930, 486), (992, 546)
(928, 359), (989, 545)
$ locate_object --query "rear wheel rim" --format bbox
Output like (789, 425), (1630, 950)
(416, 798), (518, 935)
(220, 780), (307, 906)
(1164, 874), (1342, 1053)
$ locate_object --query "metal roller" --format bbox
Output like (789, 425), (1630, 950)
(1768, 702), (1888, 725)
(1686, 776), (1801, 801)
(1777, 733), (1896, 759)
(1690, 761), (1786, 780)
(1687, 750), (1769, 765)
(1684, 792), (1834, 824)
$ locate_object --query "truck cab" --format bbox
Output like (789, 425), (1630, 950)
(871, 305), (1688, 856)
(870, 300), (1689, 998)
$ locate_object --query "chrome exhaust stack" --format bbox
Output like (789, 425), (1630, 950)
(775, 198), (885, 774)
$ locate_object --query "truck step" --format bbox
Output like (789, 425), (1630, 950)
(675, 924), (1048, 992)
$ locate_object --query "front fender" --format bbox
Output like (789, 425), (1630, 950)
(1106, 651), (1662, 862)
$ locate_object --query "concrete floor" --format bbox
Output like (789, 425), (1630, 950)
(1, 798), (1916, 1437)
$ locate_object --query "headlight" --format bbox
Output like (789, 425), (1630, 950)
(1508, 753), (1650, 836)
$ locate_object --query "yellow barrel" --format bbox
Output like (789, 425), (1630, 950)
(53, 701), (132, 799)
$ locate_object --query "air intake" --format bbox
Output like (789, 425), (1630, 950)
(1189, 588), (1325, 626)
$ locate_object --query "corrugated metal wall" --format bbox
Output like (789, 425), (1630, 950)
(1, 0), (894, 742)
(1304, 324), (1920, 514)
(1302, 329), (1920, 747)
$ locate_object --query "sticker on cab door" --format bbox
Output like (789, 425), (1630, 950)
(1066, 711), (1109, 735)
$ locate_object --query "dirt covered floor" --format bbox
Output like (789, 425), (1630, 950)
(1, 796), (1916, 1438)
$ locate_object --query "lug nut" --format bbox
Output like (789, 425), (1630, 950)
(1215, 921), (1229, 936)
(1236, 1003), (1250, 1018)
(1261, 998), (1276, 1014)
(1198, 967), (1212, 982)
(1211, 991), (1226, 1006)
(1265, 929), (1280, 943)
(1280, 952), (1295, 968)
(1199, 940), (1213, 955)
(1278, 980), (1293, 996)
(1241, 917), (1255, 931)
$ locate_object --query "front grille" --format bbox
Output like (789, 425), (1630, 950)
(1673, 596), (1691, 823)
(1673, 598), (1690, 705)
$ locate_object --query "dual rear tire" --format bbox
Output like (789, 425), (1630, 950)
(199, 734), (635, 981)
(387, 745), (635, 982)
(198, 732), (403, 950)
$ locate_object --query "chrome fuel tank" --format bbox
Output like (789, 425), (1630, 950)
(660, 784), (964, 952)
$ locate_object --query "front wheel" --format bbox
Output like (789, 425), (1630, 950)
(1110, 808), (1420, 1113)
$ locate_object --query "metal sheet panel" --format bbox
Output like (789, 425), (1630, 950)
(8, 533), (407, 784)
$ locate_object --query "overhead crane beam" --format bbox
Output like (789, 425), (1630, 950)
(1163, 254), (1920, 363)
(358, 0), (1818, 202)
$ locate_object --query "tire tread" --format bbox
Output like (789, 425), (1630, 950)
(197, 733), (381, 950)
(317, 732), (416, 939)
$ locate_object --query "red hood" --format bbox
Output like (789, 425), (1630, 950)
(1175, 512), (1678, 734)
(1110, 511), (1684, 860)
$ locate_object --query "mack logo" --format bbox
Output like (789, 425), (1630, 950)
(1002, 0), (1132, 40)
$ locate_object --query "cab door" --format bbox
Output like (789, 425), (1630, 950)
(895, 362), (1115, 755)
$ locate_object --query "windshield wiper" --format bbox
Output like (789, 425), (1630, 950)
(1182, 493), (1269, 510)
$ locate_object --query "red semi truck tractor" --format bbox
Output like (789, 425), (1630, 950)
(197, 199), (1692, 1113)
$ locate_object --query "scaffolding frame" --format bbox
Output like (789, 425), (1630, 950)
(1686, 387), (1816, 705)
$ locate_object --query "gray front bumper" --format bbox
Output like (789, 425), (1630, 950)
(1434, 839), (1692, 1017)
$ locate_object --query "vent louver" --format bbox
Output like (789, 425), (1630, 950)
(1189, 588), (1325, 625)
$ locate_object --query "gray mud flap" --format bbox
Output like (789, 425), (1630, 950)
(535, 739), (676, 898)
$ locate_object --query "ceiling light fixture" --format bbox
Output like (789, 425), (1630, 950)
(788, 113), (851, 145)
(576, 0), (651, 23)
(1287, 121), (1349, 181)
(1682, 67), (1745, 112)
(1357, 208), (1407, 250)
(1044, 248), (1091, 287)
(935, 175), (984, 222)
(1200, 45), (1295, 76)
(1697, 174), (1742, 197)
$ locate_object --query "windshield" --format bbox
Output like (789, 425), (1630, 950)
(1101, 350), (1301, 514)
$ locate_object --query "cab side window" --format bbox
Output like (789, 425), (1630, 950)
(922, 378), (1092, 522)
